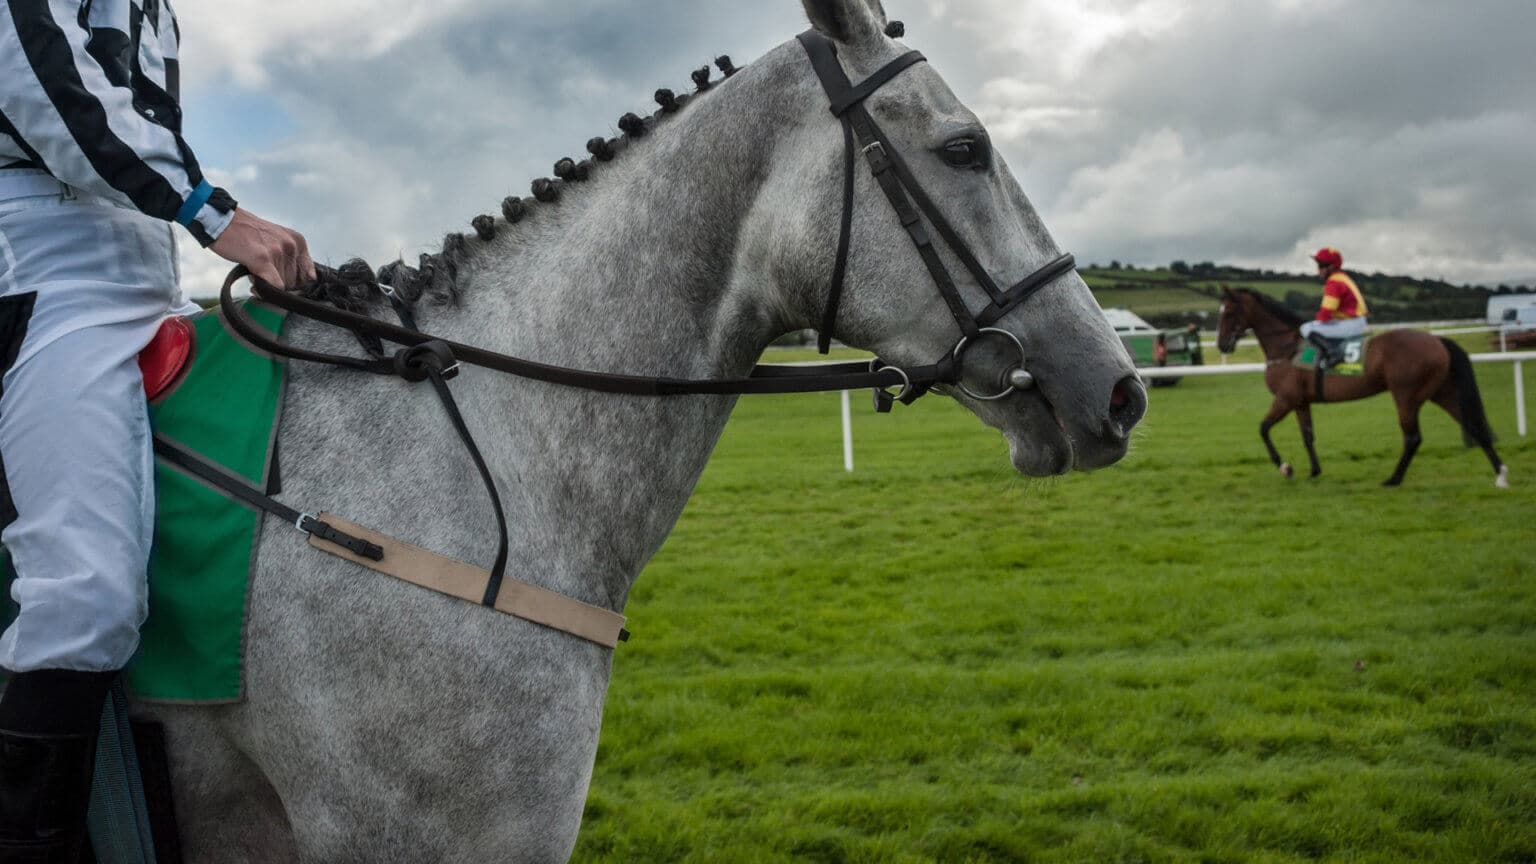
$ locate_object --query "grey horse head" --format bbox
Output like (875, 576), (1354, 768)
(761, 0), (1145, 474)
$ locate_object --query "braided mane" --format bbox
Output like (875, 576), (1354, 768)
(299, 55), (744, 314)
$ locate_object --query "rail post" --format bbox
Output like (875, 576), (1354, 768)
(841, 390), (854, 472)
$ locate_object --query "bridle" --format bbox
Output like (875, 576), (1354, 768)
(223, 28), (1078, 413)
(797, 29), (1078, 403)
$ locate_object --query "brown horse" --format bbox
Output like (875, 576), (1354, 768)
(1216, 287), (1508, 487)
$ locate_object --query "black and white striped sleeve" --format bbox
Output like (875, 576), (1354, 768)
(0, 0), (235, 246)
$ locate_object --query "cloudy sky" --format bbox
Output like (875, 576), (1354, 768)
(173, 0), (1536, 294)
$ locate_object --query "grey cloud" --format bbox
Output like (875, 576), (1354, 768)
(974, 0), (1536, 282)
(182, 1), (1535, 287)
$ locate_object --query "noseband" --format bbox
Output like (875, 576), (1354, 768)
(797, 30), (1077, 403)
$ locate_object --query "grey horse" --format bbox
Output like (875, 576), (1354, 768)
(141, 0), (1145, 860)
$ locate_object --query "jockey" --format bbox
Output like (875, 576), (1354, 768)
(1299, 247), (1368, 366)
(0, 2), (312, 856)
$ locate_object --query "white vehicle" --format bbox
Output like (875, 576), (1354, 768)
(1487, 295), (1536, 327)
(1103, 307), (1161, 335)
(1103, 308), (1200, 385)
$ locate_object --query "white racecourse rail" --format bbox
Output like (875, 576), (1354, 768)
(1132, 351), (1533, 438)
(814, 351), (1535, 473)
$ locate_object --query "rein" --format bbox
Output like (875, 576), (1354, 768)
(220, 267), (955, 409)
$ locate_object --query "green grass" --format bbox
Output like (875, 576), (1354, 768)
(572, 359), (1536, 863)
(1086, 286), (1218, 317)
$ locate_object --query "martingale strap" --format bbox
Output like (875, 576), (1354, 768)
(380, 289), (513, 609)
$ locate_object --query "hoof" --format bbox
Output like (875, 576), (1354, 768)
(1279, 463), (1293, 479)
(1382, 477), (1402, 487)
(1496, 465), (1510, 489)
(1309, 468), (1322, 479)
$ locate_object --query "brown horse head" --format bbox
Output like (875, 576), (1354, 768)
(1217, 287), (1307, 354)
(1216, 286), (1254, 354)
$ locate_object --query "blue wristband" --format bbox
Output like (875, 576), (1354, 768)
(175, 180), (214, 227)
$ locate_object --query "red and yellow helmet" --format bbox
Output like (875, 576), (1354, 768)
(1312, 247), (1343, 269)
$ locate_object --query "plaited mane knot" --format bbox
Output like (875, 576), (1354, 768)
(586, 137), (615, 161)
(531, 178), (560, 203)
(885, 21), (905, 38)
(295, 258), (377, 313)
(690, 66), (712, 92)
(376, 258), (414, 292)
(654, 88), (680, 113)
(501, 196), (527, 223)
(715, 55), (737, 77)
(553, 158), (592, 182)
(618, 112), (646, 137)
(471, 214), (496, 241)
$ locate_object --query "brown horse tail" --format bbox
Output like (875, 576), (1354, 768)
(1438, 338), (1495, 448)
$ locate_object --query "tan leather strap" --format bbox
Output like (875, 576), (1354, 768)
(308, 514), (627, 649)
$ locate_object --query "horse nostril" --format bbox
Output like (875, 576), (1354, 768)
(1108, 375), (1147, 436)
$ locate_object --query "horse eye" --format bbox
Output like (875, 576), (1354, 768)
(940, 137), (988, 169)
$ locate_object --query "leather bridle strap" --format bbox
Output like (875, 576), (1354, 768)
(218, 267), (958, 398)
(796, 30), (1076, 356)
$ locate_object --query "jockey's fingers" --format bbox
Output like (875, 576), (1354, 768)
(294, 233), (316, 285)
(251, 257), (283, 290)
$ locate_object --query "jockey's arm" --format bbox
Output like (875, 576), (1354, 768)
(0, 1), (313, 288)
(1317, 289), (1342, 322)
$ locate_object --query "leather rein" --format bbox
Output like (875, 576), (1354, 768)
(219, 267), (951, 410)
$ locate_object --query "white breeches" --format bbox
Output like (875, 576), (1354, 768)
(1300, 317), (1366, 340)
(0, 169), (197, 672)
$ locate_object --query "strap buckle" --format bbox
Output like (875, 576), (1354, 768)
(296, 512), (318, 533)
(860, 140), (890, 171)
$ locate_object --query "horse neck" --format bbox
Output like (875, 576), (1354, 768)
(1248, 306), (1301, 361)
(408, 46), (810, 611)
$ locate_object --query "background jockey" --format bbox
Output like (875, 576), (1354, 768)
(1299, 247), (1368, 365)
(0, 2), (312, 855)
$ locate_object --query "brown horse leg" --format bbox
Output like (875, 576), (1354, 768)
(1260, 401), (1296, 479)
(1383, 393), (1424, 487)
(1295, 403), (1321, 478)
(1430, 391), (1507, 479)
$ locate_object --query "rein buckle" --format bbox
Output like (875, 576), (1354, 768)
(870, 360), (912, 414)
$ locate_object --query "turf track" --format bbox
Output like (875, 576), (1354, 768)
(572, 348), (1536, 863)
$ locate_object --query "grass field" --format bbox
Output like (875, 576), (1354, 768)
(571, 353), (1536, 863)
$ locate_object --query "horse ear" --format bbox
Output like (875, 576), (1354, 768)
(801, 0), (886, 43)
(1220, 286), (1233, 299)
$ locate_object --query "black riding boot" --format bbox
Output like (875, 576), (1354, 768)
(0, 670), (115, 864)
(1306, 332), (1339, 368)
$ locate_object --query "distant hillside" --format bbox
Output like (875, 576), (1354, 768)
(1080, 261), (1532, 328)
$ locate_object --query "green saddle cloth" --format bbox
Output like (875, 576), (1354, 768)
(1, 305), (286, 703)
(1295, 334), (1367, 376)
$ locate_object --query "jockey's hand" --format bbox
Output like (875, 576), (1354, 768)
(210, 208), (316, 290)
